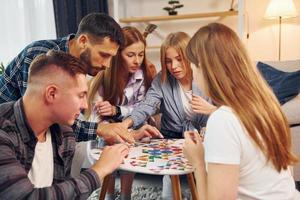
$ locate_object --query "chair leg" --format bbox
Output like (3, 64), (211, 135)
(187, 173), (198, 200)
(99, 174), (111, 200)
(170, 175), (182, 200)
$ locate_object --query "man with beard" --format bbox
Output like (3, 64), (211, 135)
(0, 13), (134, 143)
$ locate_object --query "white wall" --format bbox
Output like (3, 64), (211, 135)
(0, 0), (56, 66)
(109, 0), (300, 69)
(245, 0), (300, 61)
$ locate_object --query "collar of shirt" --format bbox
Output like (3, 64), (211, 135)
(14, 99), (63, 145)
(126, 69), (144, 86)
(65, 34), (75, 53)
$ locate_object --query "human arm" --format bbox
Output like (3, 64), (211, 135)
(183, 131), (207, 199)
(91, 143), (129, 181)
(0, 132), (102, 199)
(190, 94), (217, 115)
(183, 131), (239, 200)
(0, 49), (31, 103)
(130, 124), (164, 141)
(122, 75), (163, 129)
(72, 118), (134, 143)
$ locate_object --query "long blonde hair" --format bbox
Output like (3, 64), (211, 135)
(186, 23), (298, 171)
(160, 32), (192, 82)
(85, 26), (156, 118)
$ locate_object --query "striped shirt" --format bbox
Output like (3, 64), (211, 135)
(0, 35), (97, 141)
(90, 69), (146, 122)
(0, 99), (101, 199)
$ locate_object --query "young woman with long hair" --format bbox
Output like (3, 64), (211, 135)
(183, 23), (299, 200)
(85, 26), (157, 200)
(121, 31), (215, 199)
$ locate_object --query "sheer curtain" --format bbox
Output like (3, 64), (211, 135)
(0, 0), (56, 66)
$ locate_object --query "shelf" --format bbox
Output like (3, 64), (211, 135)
(119, 11), (238, 23)
(147, 45), (160, 49)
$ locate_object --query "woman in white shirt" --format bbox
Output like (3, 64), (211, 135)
(183, 23), (299, 200)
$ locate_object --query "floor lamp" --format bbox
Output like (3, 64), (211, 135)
(264, 0), (298, 61)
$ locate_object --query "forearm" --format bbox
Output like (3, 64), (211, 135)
(194, 164), (207, 200)
(122, 118), (134, 129)
(0, 145), (101, 199)
(9, 169), (101, 199)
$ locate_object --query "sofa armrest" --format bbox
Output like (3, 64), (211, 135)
(282, 94), (300, 125)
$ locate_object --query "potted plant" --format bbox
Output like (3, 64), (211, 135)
(163, 0), (184, 16)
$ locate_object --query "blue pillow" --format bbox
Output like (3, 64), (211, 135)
(257, 62), (300, 105)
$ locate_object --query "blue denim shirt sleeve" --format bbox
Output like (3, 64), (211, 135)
(130, 74), (162, 129)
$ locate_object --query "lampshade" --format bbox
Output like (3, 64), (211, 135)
(264, 0), (298, 19)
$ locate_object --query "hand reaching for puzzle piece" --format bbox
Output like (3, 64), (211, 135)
(131, 124), (164, 141)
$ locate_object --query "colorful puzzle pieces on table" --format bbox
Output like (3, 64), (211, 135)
(90, 139), (194, 175)
(124, 139), (194, 175)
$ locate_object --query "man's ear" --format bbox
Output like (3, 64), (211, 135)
(77, 34), (89, 50)
(45, 85), (58, 103)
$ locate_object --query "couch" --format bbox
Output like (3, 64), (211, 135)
(261, 60), (300, 184)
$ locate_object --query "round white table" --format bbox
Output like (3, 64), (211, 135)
(90, 139), (198, 200)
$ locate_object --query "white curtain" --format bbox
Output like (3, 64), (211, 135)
(0, 0), (56, 66)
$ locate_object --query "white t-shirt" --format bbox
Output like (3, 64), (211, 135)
(28, 130), (54, 188)
(204, 106), (298, 200)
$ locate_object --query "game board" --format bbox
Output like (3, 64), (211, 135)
(90, 139), (194, 175)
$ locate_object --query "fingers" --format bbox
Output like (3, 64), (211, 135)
(97, 123), (134, 144)
(184, 131), (201, 144)
(116, 128), (135, 144)
(95, 101), (114, 116)
(114, 134), (125, 143)
(115, 143), (129, 153)
(143, 125), (164, 138)
(184, 131), (193, 140)
(111, 125), (134, 144)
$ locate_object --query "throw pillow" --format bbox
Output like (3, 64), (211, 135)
(257, 62), (300, 105)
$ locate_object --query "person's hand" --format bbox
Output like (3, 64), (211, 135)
(190, 94), (217, 115)
(131, 124), (164, 141)
(91, 143), (129, 182)
(121, 118), (134, 129)
(94, 100), (116, 116)
(183, 131), (205, 168)
(97, 122), (135, 144)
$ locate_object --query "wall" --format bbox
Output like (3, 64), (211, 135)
(109, 0), (300, 69)
(245, 0), (300, 61)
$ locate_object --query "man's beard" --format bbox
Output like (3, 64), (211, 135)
(80, 49), (106, 76)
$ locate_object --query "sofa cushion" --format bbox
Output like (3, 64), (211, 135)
(257, 62), (300, 104)
(282, 94), (300, 125)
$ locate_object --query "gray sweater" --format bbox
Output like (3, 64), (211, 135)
(130, 72), (209, 138)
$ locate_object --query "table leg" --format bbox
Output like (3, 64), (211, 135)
(99, 174), (111, 200)
(187, 173), (198, 200)
(170, 175), (182, 200)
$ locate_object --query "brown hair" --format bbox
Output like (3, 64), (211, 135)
(86, 26), (156, 118)
(28, 50), (87, 82)
(160, 32), (192, 82)
(186, 23), (298, 171)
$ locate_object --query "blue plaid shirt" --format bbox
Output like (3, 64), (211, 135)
(0, 35), (97, 141)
